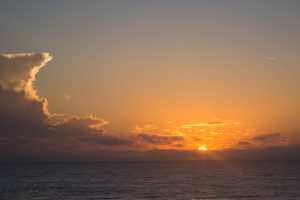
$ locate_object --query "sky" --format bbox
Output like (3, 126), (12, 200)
(1, 0), (300, 161)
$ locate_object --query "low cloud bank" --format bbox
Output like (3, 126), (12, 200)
(1, 147), (300, 162)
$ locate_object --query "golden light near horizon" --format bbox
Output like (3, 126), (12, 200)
(198, 146), (208, 151)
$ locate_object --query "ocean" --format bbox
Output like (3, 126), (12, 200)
(0, 161), (299, 199)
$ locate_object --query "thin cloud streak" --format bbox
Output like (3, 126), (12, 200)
(180, 121), (240, 129)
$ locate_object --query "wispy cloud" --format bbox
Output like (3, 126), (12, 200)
(265, 56), (276, 61)
(137, 134), (184, 145)
(252, 133), (281, 143)
(132, 124), (158, 133)
(180, 121), (240, 129)
(64, 93), (71, 100)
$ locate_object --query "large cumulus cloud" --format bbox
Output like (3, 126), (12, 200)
(0, 53), (52, 100)
(0, 53), (133, 157)
(0, 53), (50, 138)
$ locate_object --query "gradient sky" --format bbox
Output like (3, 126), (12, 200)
(1, 0), (300, 160)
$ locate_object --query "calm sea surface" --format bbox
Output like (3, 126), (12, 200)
(0, 161), (299, 199)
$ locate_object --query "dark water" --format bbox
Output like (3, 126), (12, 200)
(0, 161), (300, 200)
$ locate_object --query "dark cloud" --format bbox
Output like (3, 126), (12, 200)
(237, 140), (251, 146)
(192, 136), (202, 141)
(2, 146), (300, 162)
(252, 133), (281, 143)
(77, 135), (133, 146)
(236, 133), (282, 147)
(52, 116), (133, 146)
(0, 87), (49, 138)
(173, 143), (186, 148)
(214, 146), (300, 160)
(0, 53), (134, 157)
(52, 115), (107, 137)
(137, 134), (184, 145)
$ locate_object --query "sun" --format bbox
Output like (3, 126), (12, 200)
(198, 146), (208, 151)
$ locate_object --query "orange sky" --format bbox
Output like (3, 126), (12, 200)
(1, 1), (300, 161)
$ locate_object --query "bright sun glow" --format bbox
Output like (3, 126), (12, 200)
(198, 146), (208, 151)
